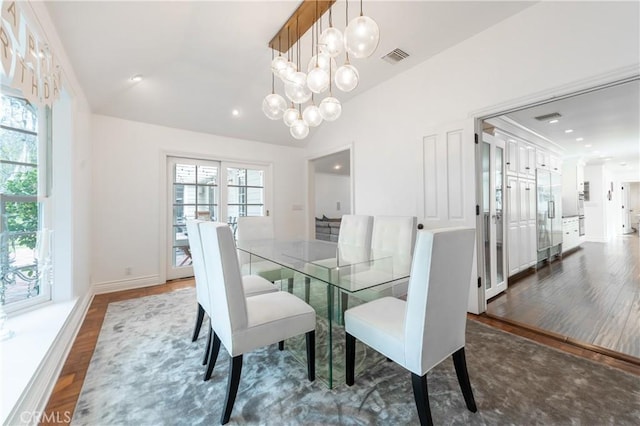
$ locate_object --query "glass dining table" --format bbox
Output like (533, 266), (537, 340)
(236, 239), (411, 388)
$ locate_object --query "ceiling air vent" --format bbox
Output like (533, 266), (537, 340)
(534, 112), (562, 121)
(382, 48), (409, 64)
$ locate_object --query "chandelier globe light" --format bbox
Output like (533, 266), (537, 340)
(307, 66), (330, 93)
(285, 71), (312, 103)
(307, 53), (337, 77)
(344, 0), (380, 58)
(262, 93), (287, 120)
(271, 55), (287, 76)
(335, 55), (359, 92)
(283, 106), (299, 127)
(319, 27), (344, 58)
(290, 118), (310, 140)
(303, 103), (323, 127)
(319, 96), (342, 121)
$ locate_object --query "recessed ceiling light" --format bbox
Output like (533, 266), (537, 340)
(564, 129), (574, 133)
(130, 74), (143, 82)
(576, 137), (584, 142)
(584, 144), (592, 148)
(548, 119), (559, 124)
(604, 158), (612, 161)
(620, 162), (627, 166)
(334, 164), (342, 170)
(232, 109), (240, 117)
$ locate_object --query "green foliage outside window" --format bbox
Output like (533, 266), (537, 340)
(4, 169), (38, 249)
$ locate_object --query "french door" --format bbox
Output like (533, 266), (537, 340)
(167, 157), (269, 280)
(482, 133), (507, 299)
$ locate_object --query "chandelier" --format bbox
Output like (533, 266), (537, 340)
(262, 0), (380, 140)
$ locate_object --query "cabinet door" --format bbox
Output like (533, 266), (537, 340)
(508, 225), (520, 276)
(518, 142), (530, 176)
(536, 149), (550, 170)
(527, 222), (537, 266)
(526, 147), (536, 178)
(506, 138), (518, 175)
(550, 155), (562, 173)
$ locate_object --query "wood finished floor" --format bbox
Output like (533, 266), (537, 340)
(41, 276), (640, 425)
(487, 233), (640, 360)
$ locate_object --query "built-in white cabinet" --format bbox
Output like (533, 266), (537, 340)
(506, 175), (537, 276)
(501, 127), (562, 277)
(562, 216), (580, 252)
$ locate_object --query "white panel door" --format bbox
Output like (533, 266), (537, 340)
(419, 119), (479, 313)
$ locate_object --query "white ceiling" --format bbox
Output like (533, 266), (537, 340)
(505, 79), (640, 176)
(45, 0), (535, 147)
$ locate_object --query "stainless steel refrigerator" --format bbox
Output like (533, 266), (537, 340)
(537, 169), (563, 260)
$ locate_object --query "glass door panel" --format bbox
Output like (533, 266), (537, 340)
(483, 133), (507, 300)
(168, 158), (220, 279)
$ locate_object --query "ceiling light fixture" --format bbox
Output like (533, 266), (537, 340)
(130, 74), (143, 82)
(584, 144), (592, 148)
(334, 164), (342, 170)
(548, 119), (559, 124)
(576, 137), (584, 142)
(263, 0), (379, 140)
(564, 129), (574, 133)
(232, 109), (240, 117)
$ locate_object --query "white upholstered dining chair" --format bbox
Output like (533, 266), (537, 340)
(345, 227), (478, 426)
(199, 221), (317, 425)
(304, 214), (374, 303)
(186, 220), (278, 377)
(236, 216), (295, 291)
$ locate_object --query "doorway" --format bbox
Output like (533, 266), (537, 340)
(307, 148), (352, 240)
(166, 156), (270, 280)
(477, 77), (640, 361)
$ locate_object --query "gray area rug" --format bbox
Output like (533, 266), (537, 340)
(73, 287), (640, 425)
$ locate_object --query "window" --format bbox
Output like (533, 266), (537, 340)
(0, 92), (52, 311)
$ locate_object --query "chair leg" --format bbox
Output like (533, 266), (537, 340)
(287, 278), (294, 293)
(204, 331), (221, 381)
(192, 303), (205, 342)
(452, 347), (478, 412)
(203, 326), (212, 365)
(278, 340), (284, 351)
(221, 355), (243, 425)
(304, 277), (310, 303)
(341, 291), (349, 320)
(305, 330), (315, 381)
(411, 373), (434, 426)
(345, 333), (356, 386)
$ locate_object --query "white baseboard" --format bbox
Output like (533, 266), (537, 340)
(93, 274), (163, 294)
(4, 292), (93, 426)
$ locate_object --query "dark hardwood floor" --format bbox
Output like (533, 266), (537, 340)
(487, 233), (640, 361)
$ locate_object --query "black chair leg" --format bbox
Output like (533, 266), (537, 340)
(411, 373), (434, 426)
(304, 277), (310, 303)
(452, 347), (478, 412)
(278, 340), (284, 351)
(221, 355), (243, 425)
(192, 303), (205, 342)
(203, 326), (212, 365)
(345, 333), (356, 386)
(305, 331), (315, 381)
(204, 332), (221, 381)
(287, 278), (294, 293)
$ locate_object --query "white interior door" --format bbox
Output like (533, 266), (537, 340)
(482, 133), (507, 299)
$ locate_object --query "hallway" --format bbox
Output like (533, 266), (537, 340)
(487, 234), (640, 360)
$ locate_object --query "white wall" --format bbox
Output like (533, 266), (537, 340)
(90, 115), (306, 292)
(305, 1), (639, 312)
(314, 173), (351, 218)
